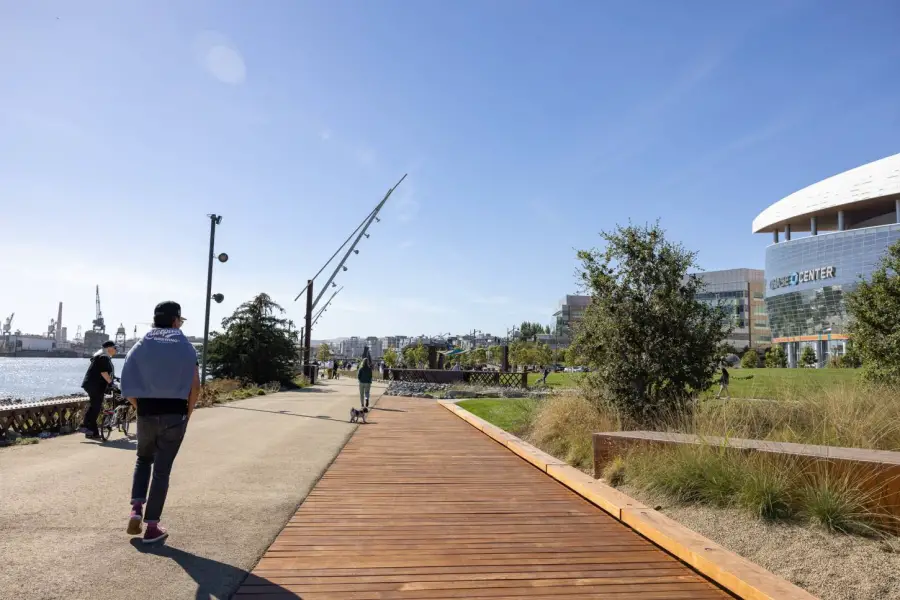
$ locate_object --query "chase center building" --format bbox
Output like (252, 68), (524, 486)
(752, 153), (900, 367)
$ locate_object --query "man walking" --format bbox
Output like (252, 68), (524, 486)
(715, 365), (731, 400)
(120, 301), (200, 544)
(358, 357), (373, 409)
(79, 340), (117, 439)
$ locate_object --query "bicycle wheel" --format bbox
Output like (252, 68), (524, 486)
(99, 412), (113, 441)
(121, 407), (133, 436)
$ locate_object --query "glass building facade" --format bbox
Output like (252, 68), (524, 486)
(695, 269), (771, 350)
(765, 223), (900, 367)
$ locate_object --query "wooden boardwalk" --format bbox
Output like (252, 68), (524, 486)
(235, 397), (734, 599)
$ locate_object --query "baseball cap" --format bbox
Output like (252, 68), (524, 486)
(101, 340), (117, 349)
(154, 301), (185, 322)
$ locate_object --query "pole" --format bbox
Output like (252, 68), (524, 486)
(312, 174), (406, 311)
(201, 214), (218, 386)
(303, 279), (313, 378)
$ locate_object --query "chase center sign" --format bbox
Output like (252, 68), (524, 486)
(769, 266), (836, 290)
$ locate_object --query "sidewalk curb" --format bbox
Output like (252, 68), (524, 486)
(438, 400), (819, 600)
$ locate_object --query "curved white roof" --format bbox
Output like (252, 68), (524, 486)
(752, 153), (900, 233)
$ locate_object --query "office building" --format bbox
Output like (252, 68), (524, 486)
(553, 295), (591, 339)
(694, 269), (771, 351)
(753, 153), (900, 367)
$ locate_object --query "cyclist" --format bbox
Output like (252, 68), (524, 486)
(79, 341), (117, 439)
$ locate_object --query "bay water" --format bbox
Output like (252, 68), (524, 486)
(0, 357), (123, 400)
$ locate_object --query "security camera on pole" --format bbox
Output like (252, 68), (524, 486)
(201, 214), (228, 386)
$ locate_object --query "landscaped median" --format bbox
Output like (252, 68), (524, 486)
(439, 400), (818, 600)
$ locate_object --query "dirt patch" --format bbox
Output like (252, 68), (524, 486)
(620, 484), (900, 600)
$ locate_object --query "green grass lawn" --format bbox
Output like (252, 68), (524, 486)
(526, 371), (582, 388)
(704, 367), (859, 399)
(457, 398), (538, 433)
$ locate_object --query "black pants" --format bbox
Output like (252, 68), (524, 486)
(131, 413), (188, 523)
(81, 390), (104, 435)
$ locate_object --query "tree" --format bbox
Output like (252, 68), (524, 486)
(572, 222), (731, 424)
(741, 349), (758, 369)
(471, 347), (487, 365)
(536, 343), (552, 366)
(518, 321), (547, 342)
(487, 345), (503, 365)
(205, 293), (298, 385)
(800, 345), (817, 368)
(846, 240), (900, 383)
(765, 344), (787, 368)
(383, 348), (399, 367)
(316, 343), (332, 362)
(403, 341), (428, 368)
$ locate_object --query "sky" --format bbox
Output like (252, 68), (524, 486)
(2, 0), (900, 341)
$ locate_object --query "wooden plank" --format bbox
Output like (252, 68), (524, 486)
(235, 397), (734, 599)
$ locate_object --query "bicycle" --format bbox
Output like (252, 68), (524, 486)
(99, 378), (135, 442)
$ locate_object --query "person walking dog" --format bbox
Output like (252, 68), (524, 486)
(120, 301), (200, 544)
(358, 357), (373, 410)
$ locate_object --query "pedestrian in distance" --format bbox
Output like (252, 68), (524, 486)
(358, 357), (373, 409)
(715, 365), (731, 400)
(79, 340), (118, 439)
(120, 301), (200, 545)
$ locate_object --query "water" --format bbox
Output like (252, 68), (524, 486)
(0, 357), (119, 400)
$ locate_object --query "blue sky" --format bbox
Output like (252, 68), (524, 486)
(2, 0), (899, 340)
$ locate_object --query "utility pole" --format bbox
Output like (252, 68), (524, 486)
(303, 279), (313, 379)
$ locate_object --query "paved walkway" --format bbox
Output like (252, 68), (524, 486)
(235, 396), (734, 599)
(0, 378), (380, 600)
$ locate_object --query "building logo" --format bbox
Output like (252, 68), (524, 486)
(769, 266), (836, 290)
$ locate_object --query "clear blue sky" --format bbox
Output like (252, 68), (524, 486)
(2, 0), (899, 340)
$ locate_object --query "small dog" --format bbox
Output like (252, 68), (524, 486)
(349, 406), (368, 424)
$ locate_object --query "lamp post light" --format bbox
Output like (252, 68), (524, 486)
(201, 214), (228, 386)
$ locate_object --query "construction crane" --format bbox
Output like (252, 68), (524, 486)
(92, 285), (105, 333)
(74, 325), (83, 343)
(2, 313), (12, 335)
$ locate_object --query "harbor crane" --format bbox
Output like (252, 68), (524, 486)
(92, 285), (105, 333)
(2, 313), (12, 335)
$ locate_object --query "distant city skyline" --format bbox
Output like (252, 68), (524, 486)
(4, 1), (900, 339)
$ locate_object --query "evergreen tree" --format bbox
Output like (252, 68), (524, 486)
(205, 293), (298, 385)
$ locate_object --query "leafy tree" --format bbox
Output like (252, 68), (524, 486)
(316, 342), (332, 362)
(740, 349), (758, 369)
(572, 222), (731, 424)
(800, 345), (817, 368)
(383, 348), (398, 367)
(402, 341), (428, 368)
(471, 347), (487, 365)
(840, 344), (861, 368)
(536, 343), (552, 366)
(564, 346), (581, 367)
(765, 344), (787, 368)
(518, 321), (547, 342)
(486, 345), (502, 365)
(846, 240), (900, 383)
(205, 293), (298, 385)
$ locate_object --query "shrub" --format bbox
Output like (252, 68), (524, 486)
(765, 345), (787, 368)
(602, 456), (626, 486)
(736, 456), (795, 520)
(741, 349), (758, 369)
(625, 444), (741, 507)
(799, 471), (872, 534)
(529, 394), (619, 471)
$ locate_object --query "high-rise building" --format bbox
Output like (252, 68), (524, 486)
(694, 269), (771, 351)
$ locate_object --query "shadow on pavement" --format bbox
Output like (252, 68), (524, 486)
(129, 540), (298, 599)
(217, 404), (352, 424)
(81, 436), (137, 450)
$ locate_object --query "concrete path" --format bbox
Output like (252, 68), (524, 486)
(0, 378), (382, 600)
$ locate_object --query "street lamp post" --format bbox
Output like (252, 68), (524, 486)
(201, 214), (228, 386)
